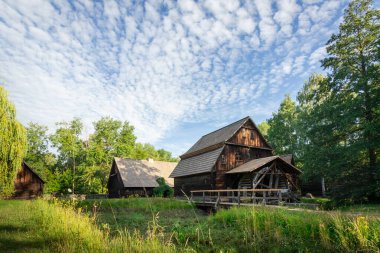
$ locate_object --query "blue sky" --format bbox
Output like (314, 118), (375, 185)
(1, 0), (354, 156)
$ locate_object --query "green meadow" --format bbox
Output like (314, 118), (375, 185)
(1, 198), (379, 253)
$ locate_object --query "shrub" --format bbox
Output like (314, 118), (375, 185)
(153, 177), (173, 198)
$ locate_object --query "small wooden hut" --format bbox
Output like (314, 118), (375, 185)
(14, 162), (44, 199)
(107, 158), (177, 197)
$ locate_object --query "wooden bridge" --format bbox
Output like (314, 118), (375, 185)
(190, 188), (294, 208)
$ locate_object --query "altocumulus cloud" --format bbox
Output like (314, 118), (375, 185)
(0, 0), (348, 154)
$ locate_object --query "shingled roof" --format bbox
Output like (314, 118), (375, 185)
(226, 155), (302, 175)
(182, 117), (250, 157)
(280, 154), (294, 164)
(114, 158), (177, 187)
(169, 147), (224, 178)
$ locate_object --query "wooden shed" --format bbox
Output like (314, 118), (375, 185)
(13, 162), (44, 199)
(170, 116), (302, 200)
(107, 158), (177, 197)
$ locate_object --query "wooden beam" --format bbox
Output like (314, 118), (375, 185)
(224, 142), (273, 151)
(191, 188), (283, 193)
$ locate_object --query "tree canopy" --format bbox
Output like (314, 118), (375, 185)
(0, 86), (27, 198)
(23, 116), (178, 194)
(265, 0), (379, 202)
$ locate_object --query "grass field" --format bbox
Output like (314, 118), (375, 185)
(1, 198), (379, 252)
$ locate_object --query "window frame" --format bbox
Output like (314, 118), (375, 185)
(250, 130), (255, 140)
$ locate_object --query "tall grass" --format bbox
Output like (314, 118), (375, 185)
(210, 206), (380, 252)
(1, 199), (379, 252)
(0, 199), (177, 253)
(75, 197), (194, 212)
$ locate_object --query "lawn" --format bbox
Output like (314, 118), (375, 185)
(0, 198), (379, 252)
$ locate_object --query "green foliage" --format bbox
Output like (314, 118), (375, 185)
(266, 0), (380, 202)
(24, 116), (178, 194)
(50, 118), (84, 194)
(257, 121), (270, 139)
(300, 197), (332, 210)
(321, 0), (380, 199)
(0, 86), (27, 198)
(153, 177), (174, 198)
(133, 143), (178, 162)
(25, 122), (58, 193)
(86, 117), (137, 193)
(267, 95), (298, 156)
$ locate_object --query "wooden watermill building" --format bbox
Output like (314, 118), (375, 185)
(169, 117), (301, 201)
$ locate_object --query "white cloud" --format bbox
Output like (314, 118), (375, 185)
(0, 0), (349, 154)
(309, 46), (326, 66)
(274, 0), (301, 37)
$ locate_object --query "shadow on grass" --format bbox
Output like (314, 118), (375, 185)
(0, 237), (57, 253)
(0, 224), (59, 252)
(0, 224), (30, 233)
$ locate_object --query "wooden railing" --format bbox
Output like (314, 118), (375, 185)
(190, 188), (289, 207)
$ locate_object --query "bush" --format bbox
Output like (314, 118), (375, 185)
(153, 177), (173, 198)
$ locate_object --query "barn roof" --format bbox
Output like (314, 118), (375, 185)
(181, 116), (272, 158)
(114, 158), (177, 187)
(181, 117), (250, 157)
(23, 161), (45, 183)
(280, 154), (294, 164)
(226, 156), (302, 175)
(169, 147), (224, 178)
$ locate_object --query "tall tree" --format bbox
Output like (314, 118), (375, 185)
(296, 74), (332, 180)
(25, 123), (57, 192)
(321, 0), (380, 198)
(0, 86), (27, 198)
(25, 123), (56, 176)
(267, 95), (298, 156)
(50, 118), (84, 194)
(257, 121), (270, 139)
(133, 143), (158, 160)
(86, 117), (137, 192)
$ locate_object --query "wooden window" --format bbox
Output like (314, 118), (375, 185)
(242, 128), (246, 138)
(250, 131), (255, 140)
(235, 152), (241, 161)
(221, 155), (226, 164)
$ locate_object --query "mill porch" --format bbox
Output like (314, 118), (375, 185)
(191, 156), (302, 207)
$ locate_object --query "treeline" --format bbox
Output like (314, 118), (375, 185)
(24, 117), (178, 194)
(259, 0), (379, 202)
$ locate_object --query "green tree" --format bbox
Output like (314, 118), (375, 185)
(321, 0), (380, 199)
(25, 123), (57, 192)
(0, 86), (27, 198)
(50, 118), (84, 194)
(296, 74), (333, 186)
(86, 117), (137, 193)
(133, 143), (158, 160)
(267, 95), (298, 156)
(257, 121), (270, 139)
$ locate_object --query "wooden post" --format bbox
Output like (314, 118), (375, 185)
(321, 177), (326, 197)
(190, 191), (193, 202)
(238, 190), (240, 206)
(274, 174), (280, 189)
(263, 191), (266, 205)
(203, 191), (205, 203)
(279, 190), (282, 204)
